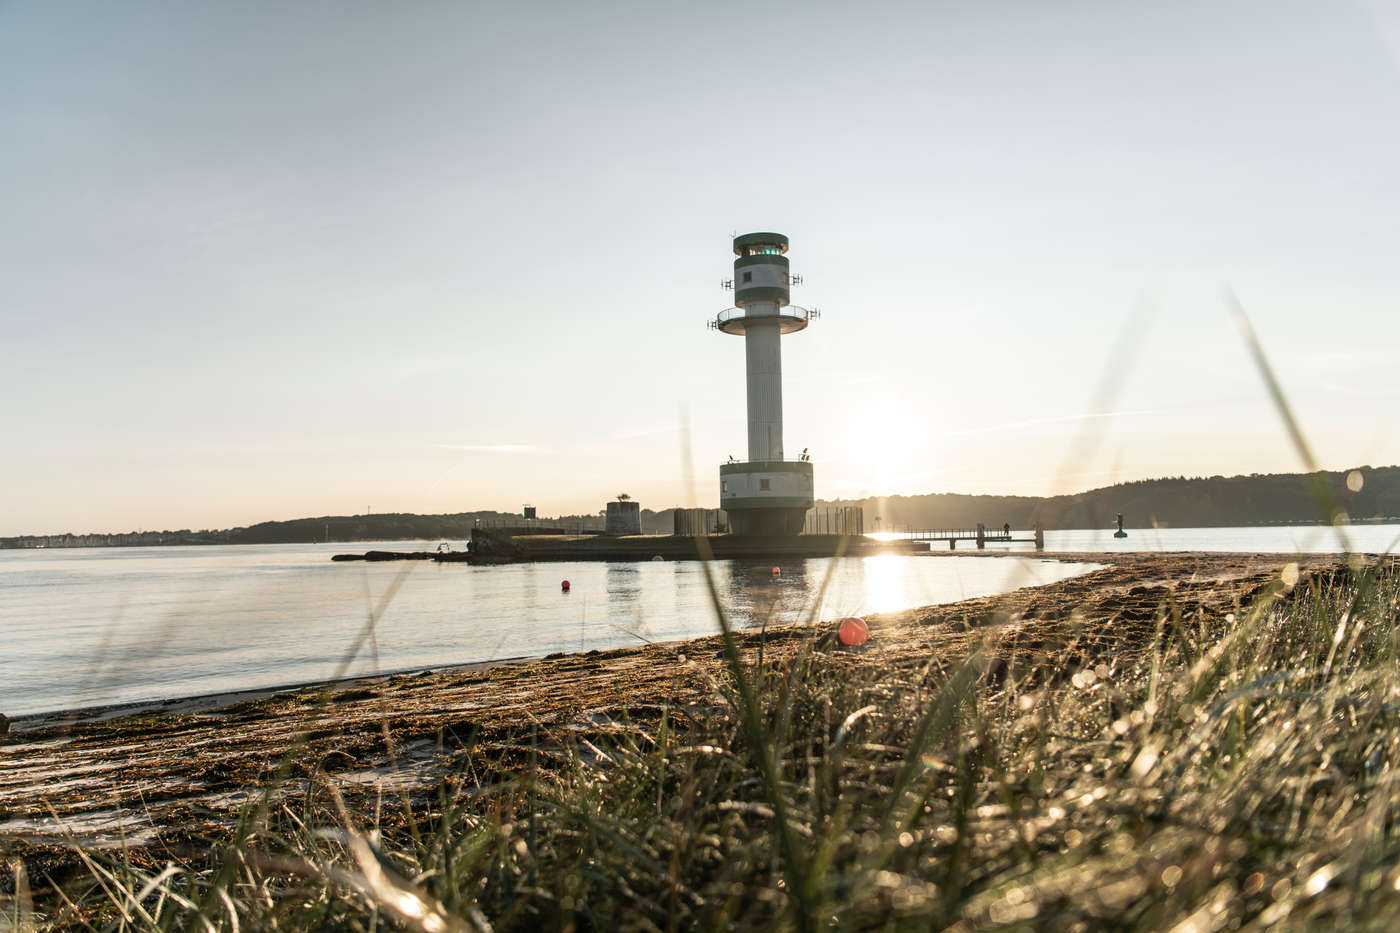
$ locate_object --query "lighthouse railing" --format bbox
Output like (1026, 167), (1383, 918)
(711, 306), (818, 328)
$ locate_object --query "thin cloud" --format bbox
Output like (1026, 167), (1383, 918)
(434, 444), (541, 454)
(611, 423), (681, 440)
(945, 408), (1174, 438)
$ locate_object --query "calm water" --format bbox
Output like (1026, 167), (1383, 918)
(1007, 524), (1399, 554)
(0, 543), (1102, 717)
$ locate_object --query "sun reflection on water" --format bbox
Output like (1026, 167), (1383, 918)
(859, 553), (916, 615)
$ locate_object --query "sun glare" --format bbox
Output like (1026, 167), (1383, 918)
(861, 553), (912, 614)
(841, 401), (922, 494)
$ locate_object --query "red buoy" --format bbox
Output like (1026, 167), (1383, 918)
(837, 616), (869, 646)
(561, 580), (571, 592)
(771, 566), (781, 578)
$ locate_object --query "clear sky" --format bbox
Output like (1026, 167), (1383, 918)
(3, 1), (1398, 535)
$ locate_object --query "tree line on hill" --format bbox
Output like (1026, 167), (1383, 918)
(227, 511), (617, 545)
(4, 466), (1397, 548)
(818, 466), (1400, 531)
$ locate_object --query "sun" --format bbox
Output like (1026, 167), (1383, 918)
(842, 400), (921, 495)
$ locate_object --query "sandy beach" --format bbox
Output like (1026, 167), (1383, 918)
(0, 551), (1374, 887)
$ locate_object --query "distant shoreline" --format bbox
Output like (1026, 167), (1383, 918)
(7, 517), (1400, 550)
(6, 464), (1399, 547)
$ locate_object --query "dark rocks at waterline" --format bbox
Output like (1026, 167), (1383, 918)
(468, 528), (526, 562)
(331, 549), (478, 562)
(331, 550), (434, 562)
(0, 713), (9, 735)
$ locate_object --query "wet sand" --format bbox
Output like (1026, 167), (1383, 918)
(0, 552), (1375, 875)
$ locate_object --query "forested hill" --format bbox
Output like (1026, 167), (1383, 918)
(226, 510), (615, 545)
(8, 467), (1400, 548)
(818, 466), (1400, 531)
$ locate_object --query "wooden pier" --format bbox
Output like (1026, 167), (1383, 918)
(908, 522), (1045, 550)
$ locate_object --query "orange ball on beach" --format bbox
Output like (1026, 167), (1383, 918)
(771, 567), (781, 577)
(837, 617), (869, 646)
(561, 580), (571, 592)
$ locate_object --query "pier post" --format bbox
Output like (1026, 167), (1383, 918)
(949, 538), (956, 550)
(1034, 522), (1044, 550)
(976, 523), (986, 549)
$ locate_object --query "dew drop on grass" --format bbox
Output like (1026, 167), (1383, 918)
(1130, 744), (1161, 780)
(1305, 863), (1337, 896)
(1161, 865), (1182, 887)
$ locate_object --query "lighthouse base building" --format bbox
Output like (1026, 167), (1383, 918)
(720, 459), (813, 535)
(711, 232), (818, 536)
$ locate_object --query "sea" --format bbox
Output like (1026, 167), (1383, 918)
(1, 523), (1394, 718)
(2, 544), (1101, 717)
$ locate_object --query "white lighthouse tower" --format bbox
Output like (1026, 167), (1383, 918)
(711, 232), (820, 536)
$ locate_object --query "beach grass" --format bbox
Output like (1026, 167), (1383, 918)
(14, 555), (1400, 931)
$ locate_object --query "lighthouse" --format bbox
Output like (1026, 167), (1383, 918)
(711, 232), (820, 535)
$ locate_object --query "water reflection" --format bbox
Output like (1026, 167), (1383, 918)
(720, 560), (815, 629)
(605, 563), (645, 642)
(0, 545), (1102, 716)
(683, 553), (1036, 630)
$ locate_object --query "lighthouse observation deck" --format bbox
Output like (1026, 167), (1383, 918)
(710, 305), (819, 335)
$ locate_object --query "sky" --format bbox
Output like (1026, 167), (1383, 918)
(3, 0), (1399, 535)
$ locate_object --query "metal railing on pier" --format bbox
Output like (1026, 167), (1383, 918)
(472, 518), (605, 535)
(673, 508), (728, 536)
(802, 506), (865, 536)
(905, 523), (1045, 550)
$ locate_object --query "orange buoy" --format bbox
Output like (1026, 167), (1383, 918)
(561, 580), (571, 592)
(837, 616), (868, 646)
(771, 566), (781, 578)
